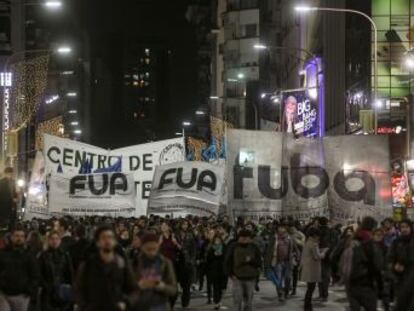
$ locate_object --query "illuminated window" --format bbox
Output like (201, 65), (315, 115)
(145, 48), (150, 56)
(133, 81), (139, 86)
(145, 58), (150, 64)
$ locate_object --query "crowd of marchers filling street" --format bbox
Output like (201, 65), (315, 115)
(0, 166), (414, 311)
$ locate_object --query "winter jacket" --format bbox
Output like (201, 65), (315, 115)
(300, 238), (322, 283)
(388, 235), (414, 285)
(224, 242), (262, 280)
(74, 254), (137, 311)
(264, 234), (296, 269)
(39, 248), (74, 310)
(0, 245), (40, 297)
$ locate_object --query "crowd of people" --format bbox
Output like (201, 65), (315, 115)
(0, 213), (413, 311)
(1, 166), (414, 311)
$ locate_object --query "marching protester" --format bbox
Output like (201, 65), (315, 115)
(205, 229), (226, 310)
(225, 229), (262, 311)
(175, 219), (197, 309)
(287, 222), (305, 296)
(0, 225), (40, 311)
(134, 233), (177, 311)
(264, 224), (295, 302)
(340, 216), (383, 311)
(39, 231), (74, 311)
(300, 228), (323, 311)
(74, 225), (137, 311)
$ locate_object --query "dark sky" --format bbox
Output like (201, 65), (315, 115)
(73, 0), (198, 147)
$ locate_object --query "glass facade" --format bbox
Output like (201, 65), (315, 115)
(372, 0), (414, 98)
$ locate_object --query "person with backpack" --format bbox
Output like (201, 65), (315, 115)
(225, 229), (262, 311)
(340, 216), (383, 311)
(134, 233), (177, 311)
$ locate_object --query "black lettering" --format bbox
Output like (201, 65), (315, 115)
(290, 153), (329, 199)
(334, 170), (375, 205)
(158, 168), (176, 189)
(70, 175), (87, 194)
(143, 154), (153, 171)
(129, 156), (140, 171)
(86, 153), (96, 168)
(63, 148), (74, 166)
(197, 170), (217, 191)
(258, 165), (288, 199)
(233, 165), (253, 199)
(88, 174), (109, 195)
(109, 173), (127, 194)
(47, 146), (60, 164)
(177, 168), (197, 189)
(98, 155), (107, 169)
(74, 150), (86, 167)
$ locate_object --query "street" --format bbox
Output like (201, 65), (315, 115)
(183, 280), (349, 311)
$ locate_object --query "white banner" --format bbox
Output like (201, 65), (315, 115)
(25, 151), (48, 219)
(49, 173), (136, 216)
(44, 134), (185, 215)
(226, 129), (392, 221)
(148, 161), (224, 216)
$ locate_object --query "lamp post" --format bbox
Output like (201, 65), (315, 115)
(295, 6), (379, 134)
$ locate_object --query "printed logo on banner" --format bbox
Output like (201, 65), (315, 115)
(159, 143), (186, 165)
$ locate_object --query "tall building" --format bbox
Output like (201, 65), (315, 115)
(212, 0), (260, 128)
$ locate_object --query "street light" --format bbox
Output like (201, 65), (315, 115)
(182, 121), (192, 127)
(253, 44), (268, 50)
(56, 46), (72, 54)
(73, 129), (82, 135)
(44, 1), (62, 9)
(66, 92), (77, 97)
(295, 5), (379, 134)
(195, 110), (206, 116)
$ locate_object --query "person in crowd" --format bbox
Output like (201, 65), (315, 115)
(175, 219), (197, 309)
(382, 218), (397, 248)
(68, 224), (90, 272)
(26, 230), (44, 258)
(56, 219), (74, 252)
(330, 226), (354, 284)
(317, 217), (338, 302)
(287, 222), (305, 296)
(225, 229), (262, 311)
(373, 228), (392, 311)
(134, 233), (177, 311)
(300, 228), (323, 311)
(340, 216), (383, 311)
(0, 225), (40, 311)
(74, 225), (137, 311)
(0, 167), (18, 230)
(205, 229), (225, 310)
(388, 219), (414, 290)
(264, 224), (295, 302)
(39, 230), (74, 311)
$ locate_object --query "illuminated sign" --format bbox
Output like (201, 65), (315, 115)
(3, 87), (10, 153)
(0, 72), (12, 87)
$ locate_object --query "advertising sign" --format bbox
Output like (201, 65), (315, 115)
(282, 90), (318, 138)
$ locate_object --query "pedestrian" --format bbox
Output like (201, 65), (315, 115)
(74, 225), (137, 311)
(39, 230), (74, 311)
(56, 219), (74, 253)
(134, 233), (177, 311)
(388, 219), (414, 290)
(205, 230), (225, 310)
(287, 222), (305, 296)
(264, 224), (295, 301)
(340, 216), (383, 311)
(175, 219), (197, 309)
(225, 229), (262, 311)
(68, 224), (90, 272)
(0, 167), (18, 230)
(0, 225), (40, 311)
(300, 228), (323, 311)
